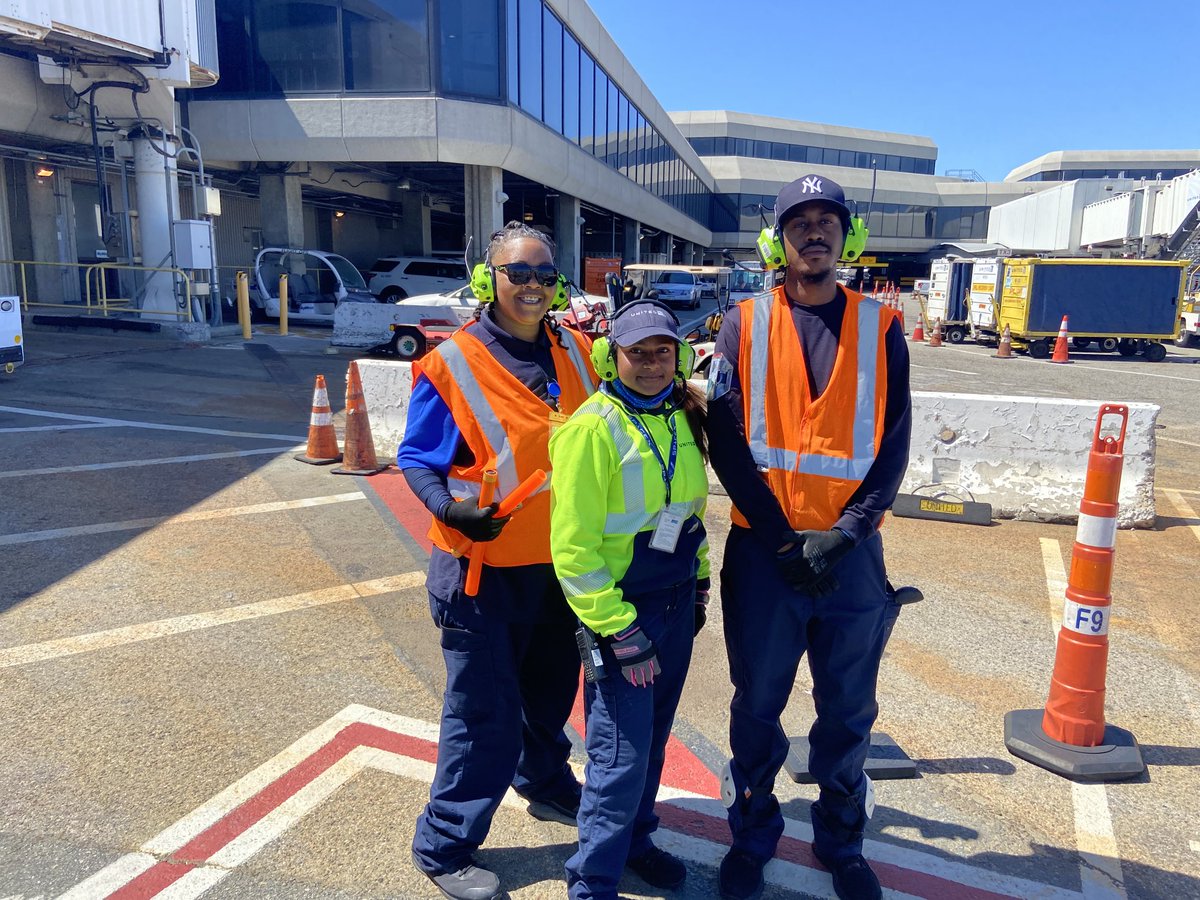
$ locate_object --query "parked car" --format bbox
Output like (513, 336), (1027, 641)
(366, 256), (470, 301)
(648, 271), (702, 309)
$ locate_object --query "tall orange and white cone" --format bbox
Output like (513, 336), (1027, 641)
(928, 317), (943, 348)
(332, 360), (387, 476)
(911, 311), (925, 342)
(1005, 404), (1144, 781)
(295, 375), (342, 465)
(1050, 315), (1071, 363)
(994, 323), (1015, 359)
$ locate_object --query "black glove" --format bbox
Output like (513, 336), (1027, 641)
(776, 530), (852, 596)
(441, 497), (510, 543)
(609, 624), (660, 687)
(694, 590), (709, 636)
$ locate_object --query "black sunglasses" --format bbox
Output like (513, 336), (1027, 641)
(495, 263), (560, 287)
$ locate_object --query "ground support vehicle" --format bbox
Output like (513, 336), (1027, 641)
(927, 258), (973, 343)
(965, 258), (1005, 342)
(239, 249), (377, 324)
(997, 258), (1186, 362)
(1177, 269), (1200, 347)
(1, 295), (22, 374)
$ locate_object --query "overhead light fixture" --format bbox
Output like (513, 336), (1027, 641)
(35, 166), (54, 179)
(523, 211), (534, 222)
(335, 210), (345, 218)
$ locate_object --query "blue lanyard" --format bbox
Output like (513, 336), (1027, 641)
(624, 408), (678, 506)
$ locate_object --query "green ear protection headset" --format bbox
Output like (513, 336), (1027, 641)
(469, 262), (570, 311)
(755, 212), (869, 270)
(589, 299), (696, 382)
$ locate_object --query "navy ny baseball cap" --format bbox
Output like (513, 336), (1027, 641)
(775, 174), (852, 233)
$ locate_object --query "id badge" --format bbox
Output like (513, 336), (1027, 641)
(649, 503), (687, 553)
(548, 410), (569, 437)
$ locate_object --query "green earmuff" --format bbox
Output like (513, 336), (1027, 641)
(470, 262), (495, 304)
(589, 335), (696, 383)
(470, 263), (569, 310)
(757, 215), (872, 270)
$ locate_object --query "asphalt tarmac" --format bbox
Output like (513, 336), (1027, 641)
(1, 309), (1198, 899)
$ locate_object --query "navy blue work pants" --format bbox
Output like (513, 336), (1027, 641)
(412, 552), (581, 875)
(566, 579), (696, 900)
(720, 527), (889, 862)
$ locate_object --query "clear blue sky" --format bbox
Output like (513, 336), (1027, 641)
(586, 0), (1199, 181)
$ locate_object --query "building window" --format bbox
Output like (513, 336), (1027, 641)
(517, 0), (541, 119)
(541, 7), (562, 131)
(579, 51), (594, 153)
(562, 31), (579, 141)
(343, 0), (429, 91)
(256, 0), (342, 92)
(440, 0), (500, 98)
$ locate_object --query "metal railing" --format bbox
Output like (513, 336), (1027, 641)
(0, 259), (195, 322)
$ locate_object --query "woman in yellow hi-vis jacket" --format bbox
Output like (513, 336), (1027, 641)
(548, 298), (710, 900)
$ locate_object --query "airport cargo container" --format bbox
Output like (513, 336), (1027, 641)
(966, 258), (1005, 340)
(926, 258), (973, 342)
(996, 258), (1186, 361)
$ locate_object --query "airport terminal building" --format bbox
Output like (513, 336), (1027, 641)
(0, 0), (1197, 315)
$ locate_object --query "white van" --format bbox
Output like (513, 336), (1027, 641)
(367, 257), (469, 301)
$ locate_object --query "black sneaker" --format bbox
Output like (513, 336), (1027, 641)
(411, 852), (503, 900)
(627, 845), (687, 889)
(813, 850), (881, 900)
(718, 847), (766, 900)
(522, 783), (581, 826)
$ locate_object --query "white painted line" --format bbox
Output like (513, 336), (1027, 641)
(1191, 840), (1200, 855)
(1039, 538), (1128, 899)
(0, 491), (364, 545)
(0, 571), (424, 669)
(0, 404), (306, 441)
(1159, 436), (1200, 449)
(56, 851), (159, 899)
(1162, 491), (1200, 536)
(0, 445), (302, 480)
(910, 363), (978, 376)
(928, 346), (1200, 381)
(0, 422), (114, 434)
(1165, 486), (1200, 496)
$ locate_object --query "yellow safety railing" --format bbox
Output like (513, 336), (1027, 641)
(0, 259), (194, 321)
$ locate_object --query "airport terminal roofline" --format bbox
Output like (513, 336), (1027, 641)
(670, 110), (937, 153)
(1005, 149), (1200, 182)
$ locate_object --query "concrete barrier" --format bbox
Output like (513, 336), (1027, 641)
(355, 361), (1159, 528)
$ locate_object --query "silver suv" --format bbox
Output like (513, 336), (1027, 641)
(367, 256), (469, 301)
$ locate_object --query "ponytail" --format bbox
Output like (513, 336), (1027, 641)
(673, 379), (708, 462)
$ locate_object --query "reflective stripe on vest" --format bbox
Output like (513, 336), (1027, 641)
(559, 329), (593, 396)
(746, 291), (882, 481)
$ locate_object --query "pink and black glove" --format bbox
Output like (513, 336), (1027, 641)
(609, 624), (660, 687)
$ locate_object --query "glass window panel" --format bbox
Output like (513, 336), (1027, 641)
(593, 69), (607, 158)
(885, 154), (901, 171)
(753, 140), (770, 159)
(857, 152), (870, 168)
(807, 146), (823, 164)
(900, 156), (915, 173)
(579, 52), (594, 152)
(617, 93), (629, 173)
(894, 211), (913, 238)
(735, 138), (751, 157)
(771, 141), (789, 161)
(210, 0), (252, 93)
(344, 0), (430, 91)
(256, 0), (341, 92)
(562, 31), (579, 141)
(440, 0), (499, 98)
(517, 0), (541, 118)
(822, 148), (839, 166)
(788, 144), (806, 162)
(505, 0), (518, 102)
(541, 8), (562, 131)
(607, 79), (619, 165)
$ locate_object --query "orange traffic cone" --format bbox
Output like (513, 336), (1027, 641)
(1005, 405), (1144, 781)
(928, 318), (944, 348)
(332, 360), (387, 476)
(295, 375), (342, 465)
(1050, 315), (1071, 363)
(994, 324), (1015, 359)
(911, 311), (925, 342)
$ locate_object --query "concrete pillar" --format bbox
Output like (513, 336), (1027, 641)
(464, 165), (505, 259)
(400, 192), (432, 256)
(623, 217), (640, 265)
(682, 241), (696, 266)
(133, 134), (181, 318)
(259, 174), (305, 249)
(23, 164), (66, 303)
(554, 193), (582, 285)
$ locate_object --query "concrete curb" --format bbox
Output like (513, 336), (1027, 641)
(356, 360), (1159, 528)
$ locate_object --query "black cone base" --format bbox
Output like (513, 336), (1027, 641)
(1004, 709), (1144, 782)
(294, 453), (342, 465)
(785, 732), (917, 783)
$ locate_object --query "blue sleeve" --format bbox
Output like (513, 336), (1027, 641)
(396, 375), (462, 474)
(834, 318), (911, 544)
(704, 306), (795, 551)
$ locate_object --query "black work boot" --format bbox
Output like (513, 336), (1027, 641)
(521, 781), (581, 826)
(718, 847), (767, 900)
(411, 852), (502, 900)
(627, 845), (687, 889)
(813, 850), (881, 900)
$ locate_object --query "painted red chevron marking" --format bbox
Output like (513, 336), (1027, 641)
(365, 469), (434, 553)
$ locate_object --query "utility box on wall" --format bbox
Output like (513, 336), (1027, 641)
(172, 219), (214, 270)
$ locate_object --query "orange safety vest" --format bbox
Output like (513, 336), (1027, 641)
(415, 319), (597, 566)
(731, 285), (897, 532)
